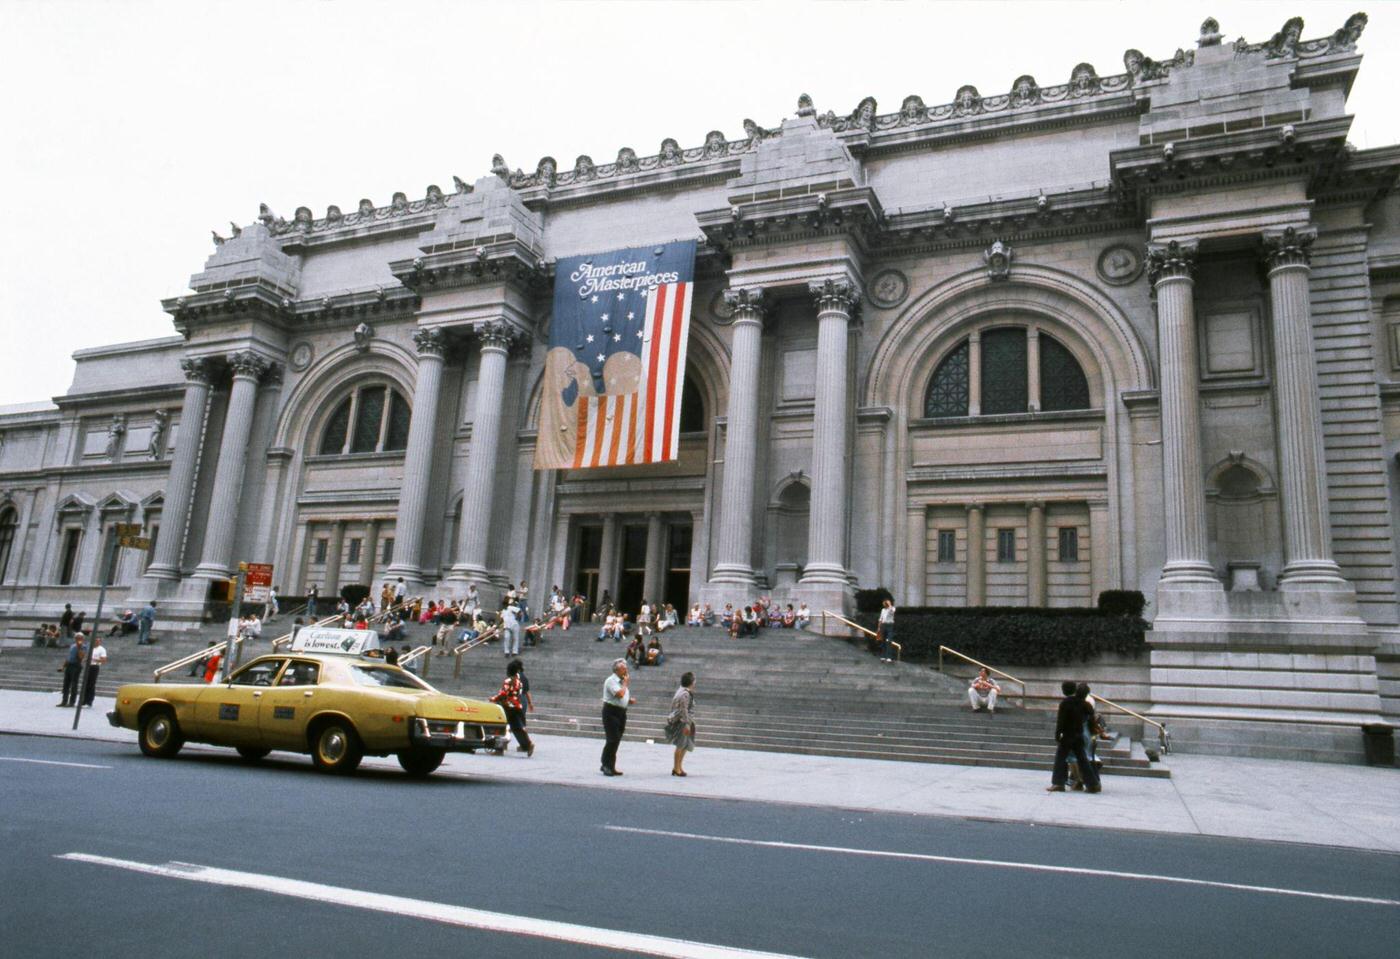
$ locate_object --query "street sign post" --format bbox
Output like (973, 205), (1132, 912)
(243, 562), (273, 604)
(222, 564), (248, 683)
(72, 524), (145, 730)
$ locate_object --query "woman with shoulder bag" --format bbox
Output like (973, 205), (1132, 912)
(665, 672), (697, 777)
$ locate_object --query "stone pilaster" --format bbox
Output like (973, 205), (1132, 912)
(905, 504), (927, 606)
(1263, 228), (1352, 592)
(707, 288), (766, 595)
(1147, 241), (1221, 592)
(323, 521), (346, 597)
(1026, 328), (1041, 413)
(362, 519), (381, 587)
(966, 504), (986, 606)
(450, 322), (519, 592)
(145, 357), (213, 580)
(598, 514), (620, 603)
(642, 512), (666, 604)
(193, 351), (271, 579)
(1027, 500), (1047, 607)
(967, 331), (982, 416)
(800, 278), (858, 593)
(385, 328), (446, 586)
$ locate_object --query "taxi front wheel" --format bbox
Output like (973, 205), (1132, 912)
(139, 708), (183, 758)
(310, 721), (363, 774)
(397, 748), (445, 777)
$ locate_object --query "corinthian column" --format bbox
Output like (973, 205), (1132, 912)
(146, 357), (212, 580)
(1147, 241), (1218, 588)
(801, 278), (858, 585)
(385, 328), (446, 586)
(709, 288), (766, 590)
(194, 351), (271, 579)
(1263, 228), (1349, 590)
(451, 322), (517, 587)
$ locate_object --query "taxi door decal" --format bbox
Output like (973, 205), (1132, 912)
(273, 706), (296, 720)
(219, 703), (240, 721)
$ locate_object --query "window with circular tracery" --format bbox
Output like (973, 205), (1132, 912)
(319, 385), (411, 455)
(923, 327), (1091, 418)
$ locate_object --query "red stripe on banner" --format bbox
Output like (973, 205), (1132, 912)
(590, 399), (608, 467)
(660, 283), (686, 460)
(625, 393), (640, 465)
(669, 284), (693, 459)
(643, 288), (666, 462)
(572, 398), (590, 469)
(607, 395), (624, 466)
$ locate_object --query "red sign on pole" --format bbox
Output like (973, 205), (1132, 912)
(243, 562), (274, 604)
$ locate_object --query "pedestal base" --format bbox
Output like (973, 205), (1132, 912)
(794, 579), (854, 634)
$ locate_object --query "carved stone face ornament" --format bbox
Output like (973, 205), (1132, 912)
(984, 240), (1013, 281)
(1009, 76), (1038, 107)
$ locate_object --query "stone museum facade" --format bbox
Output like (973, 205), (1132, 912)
(1, 13), (1397, 755)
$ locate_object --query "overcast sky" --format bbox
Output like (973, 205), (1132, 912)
(1, 0), (1393, 407)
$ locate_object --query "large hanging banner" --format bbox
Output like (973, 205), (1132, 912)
(535, 239), (696, 470)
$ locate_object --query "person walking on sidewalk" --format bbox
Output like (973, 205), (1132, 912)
(59, 634), (86, 706)
(666, 671), (697, 777)
(600, 659), (635, 776)
(490, 658), (534, 757)
(82, 635), (108, 707)
(1047, 680), (1101, 793)
(137, 601), (157, 646)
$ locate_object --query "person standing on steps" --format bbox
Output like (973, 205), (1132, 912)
(306, 583), (320, 619)
(490, 658), (534, 757)
(136, 600), (157, 646)
(1047, 680), (1101, 794)
(82, 635), (107, 706)
(600, 659), (634, 776)
(59, 634), (85, 706)
(877, 598), (897, 662)
(60, 604), (74, 643)
(666, 671), (697, 777)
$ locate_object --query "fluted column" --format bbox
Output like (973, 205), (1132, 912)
(1147, 241), (1218, 586)
(323, 521), (346, 597)
(642, 512), (666, 603)
(452, 322), (517, 585)
(194, 351), (270, 579)
(361, 519), (381, 587)
(146, 357), (213, 580)
(1264, 228), (1349, 589)
(385, 328), (446, 584)
(598, 514), (620, 601)
(801, 278), (858, 584)
(966, 504), (986, 606)
(710, 288), (766, 587)
(1027, 501), (1047, 606)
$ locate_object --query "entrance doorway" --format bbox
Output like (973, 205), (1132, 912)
(617, 524), (648, 615)
(664, 521), (692, 609)
(573, 524), (603, 611)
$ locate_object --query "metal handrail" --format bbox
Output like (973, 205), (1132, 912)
(821, 609), (901, 662)
(398, 644), (431, 671)
(452, 626), (499, 678)
(937, 645), (1028, 708)
(153, 636), (241, 682)
(1092, 695), (1171, 754)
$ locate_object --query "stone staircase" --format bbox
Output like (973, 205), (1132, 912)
(0, 621), (1167, 777)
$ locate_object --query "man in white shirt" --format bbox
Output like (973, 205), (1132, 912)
(600, 659), (635, 776)
(795, 602), (810, 629)
(82, 635), (108, 706)
(969, 667), (1001, 713)
(500, 600), (522, 656)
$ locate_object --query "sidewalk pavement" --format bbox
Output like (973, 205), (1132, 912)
(4, 689), (1396, 854)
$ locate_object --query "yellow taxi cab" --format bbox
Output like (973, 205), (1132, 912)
(107, 627), (508, 777)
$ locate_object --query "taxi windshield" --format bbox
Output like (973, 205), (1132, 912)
(349, 665), (431, 691)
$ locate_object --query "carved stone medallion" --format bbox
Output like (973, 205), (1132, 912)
(867, 269), (910, 309)
(1096, 244), (1143, 286)
(709, 289), (735, 324)
(289, 341), (314, 372)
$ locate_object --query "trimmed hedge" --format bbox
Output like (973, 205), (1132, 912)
(1097, 590), (1147, 618)
(857, 606), (1146, 667)
(854, 587), (894, 614)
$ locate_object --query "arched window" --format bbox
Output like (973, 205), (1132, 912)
(320, 385), (412, 455)
(0, 507), (16, 582)
(923, 325), (1092, 419)
(924, 340), (969, 418)
(1039, 335), (1091, 412)
(678, 377), (705, 434)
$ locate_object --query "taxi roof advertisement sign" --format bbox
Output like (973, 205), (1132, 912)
(243, 563), (274, 603)
(291, 627), (377, 655)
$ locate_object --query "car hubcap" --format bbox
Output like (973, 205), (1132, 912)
(321, 730), (346, 763)
(149, 718), (170, 747)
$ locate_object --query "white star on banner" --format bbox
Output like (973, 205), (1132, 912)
(627, 312), (635, 320)
(613, 334), (622, 342)
(596, 353), (605, 362)
(636, 330), (644, 338)
(617, 292), (625, 300)
(591, 295), (599, 303)
(601, 314), (609, 321)
(585, 334), (594, 343)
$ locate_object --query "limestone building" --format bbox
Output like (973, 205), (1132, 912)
(1, 13), (1397, 756)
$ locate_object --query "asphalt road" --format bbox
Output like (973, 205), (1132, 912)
(3, 734), (1397, 959)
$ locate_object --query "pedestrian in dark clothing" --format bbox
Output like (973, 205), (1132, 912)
(59, 635), (85, 706)
(59, 604), (74, 642)
(491, 659), (534, 757)
(1048, 680), (1101, 793)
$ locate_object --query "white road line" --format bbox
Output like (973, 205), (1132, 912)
(0, 756), (111, 769)
(604, 826), (1400, 909)
(56, 853), (811, 959)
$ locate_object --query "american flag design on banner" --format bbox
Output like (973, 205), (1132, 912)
(534, 240), (696, 471)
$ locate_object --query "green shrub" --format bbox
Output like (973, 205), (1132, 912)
(854, 587), (894, 614)
(856, 606), (1146, 667)
(1097, 590), (1147, 618)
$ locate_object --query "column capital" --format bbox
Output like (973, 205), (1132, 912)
(965, 502), (985, 514)
(1028, 500), (1046, 512)
(227, 350), (271, 381)
(722, 286), (768, 325)
(1146, 240), (1198, 285)
(472, 320), (527, 354)
(1262, 226), (1316, 272)
(808, 277), (862, 319)
(180, 356), (215, 385)
(412, 327), (447, 358)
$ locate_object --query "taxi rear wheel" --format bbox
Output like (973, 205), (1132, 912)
(139, 708), (183, 758)
(310, 721), (363, 774)
(236, 747), (271, 762)
(397, 747), (445, 777)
